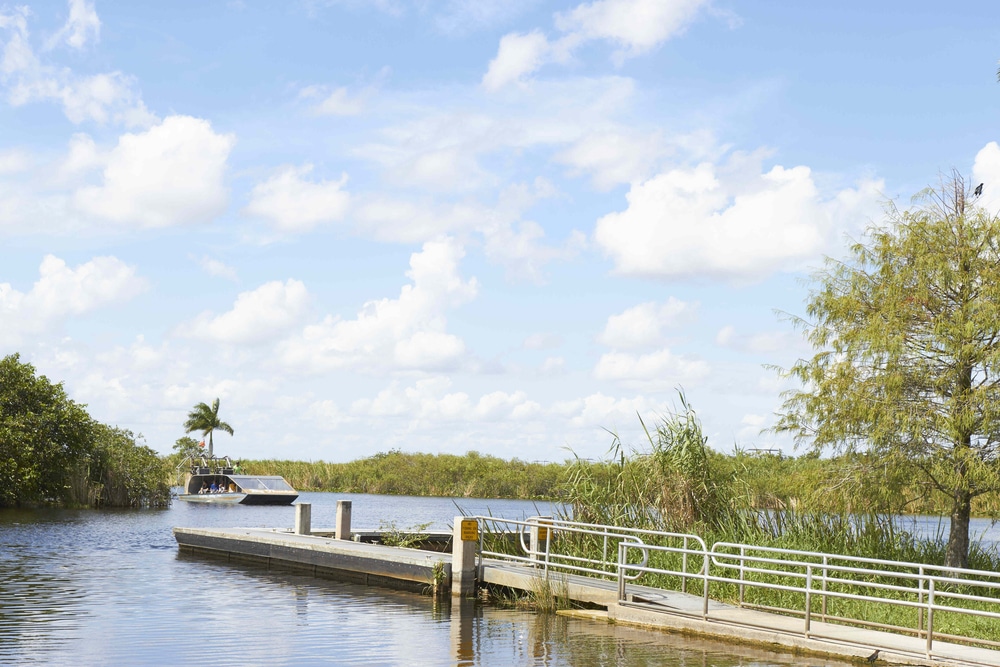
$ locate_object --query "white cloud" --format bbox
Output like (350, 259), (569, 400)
(0, 254), (145, 343)
(482, 30), (553, 91)
(594, 348), (709, 389)
(716, 325), (801, 354)
(47, 0), (101, 50)
(300, 68), (389, 116)
(0, 148), (30, 174)
(245, 164), (350, 232)
(594, 151), (883, 281)
(523, 332), (562, 350)
(552, 392), (665, 428)
(196, 256), (239, 281)
(351, 378), (540, 423)
(598, 298), (695, 349)
(539, 356), (566, 375)
(482, 220), (586, 282)
(972, 142), (1000, 216)
(74, 115), (234, 228)
(279, 237), (477, 373)
(183, 279), (310, 345)
(555, 0), (708, 62)
(483, 0), (712, 90)
(555, 129), (666, 190)
(1, 6), (151, 126)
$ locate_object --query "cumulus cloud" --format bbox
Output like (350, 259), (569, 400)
(593, 348), (709, 390)
(555, 0), (707, 62)
(182, 280), (310, 345)
(594, 151), (883, 281)
(46, 0), (101, 50)
(74, 115), (235, 228)
(351, 377), (541, 423)
(551, 391), (666, 428)
(0, 254), (145, 343)
(555, 129), (666, 190)
(482, 30), (554, 91)
(482, 0), (712, 90)
(279, 237), (477, 373)
(1, 5), (152, 126)
(598, 298), (696, 349)
(244, 164), (350, 232)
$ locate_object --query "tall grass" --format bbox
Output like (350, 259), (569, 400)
(554, 391), (1000, 644)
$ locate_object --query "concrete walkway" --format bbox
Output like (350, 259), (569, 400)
(481, 559), (1000, 667)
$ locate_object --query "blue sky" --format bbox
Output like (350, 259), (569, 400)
(2, 0), (999, 462)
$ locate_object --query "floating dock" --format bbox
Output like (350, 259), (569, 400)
(174, 504), (1000, 667)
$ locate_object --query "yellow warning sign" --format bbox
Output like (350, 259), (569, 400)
(460, 519), (479, 541)
(537, 526), (549, 541)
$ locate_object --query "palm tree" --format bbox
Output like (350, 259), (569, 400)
(183, 398), (234, 458)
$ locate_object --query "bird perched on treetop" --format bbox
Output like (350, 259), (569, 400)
(974, 183), (984, 197)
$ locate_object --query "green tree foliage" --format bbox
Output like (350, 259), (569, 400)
(87, 425), (170, 508)
(0, 353), (169, 508)
(776, 175), (1000, 569)
(172, 435), (203, 461)
(183, 398), (233, 458)
(0, 354), (95, 506)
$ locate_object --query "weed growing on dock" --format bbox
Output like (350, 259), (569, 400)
(377, 521), (432, 549)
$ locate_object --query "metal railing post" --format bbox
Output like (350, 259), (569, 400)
(917, 566), (925, 636)
(682, 537), (688, 594)
(804, 564), (813, 637)
(738, 545), (745, 607)
(617, 543), (626, 601)
(926, 577), (935, 658)
(821, 555), (828, 621)
(702, 549), (710, 620)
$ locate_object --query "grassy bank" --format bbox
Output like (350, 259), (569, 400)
(238, 447), (1000, 518)
(241, 450), (569, 499)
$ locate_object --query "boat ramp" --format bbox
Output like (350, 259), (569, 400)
(174, 504), (1000, 667)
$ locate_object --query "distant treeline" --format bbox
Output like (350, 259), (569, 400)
(241, 450), (565, 499)
(241, 448), (999, 517)
(0, 354), (170, 509)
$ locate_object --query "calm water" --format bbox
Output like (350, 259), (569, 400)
(0, 492), (982, 667)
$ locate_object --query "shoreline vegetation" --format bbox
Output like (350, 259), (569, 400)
(237, 448), (1000, 520)
(1, 354), (170, 509)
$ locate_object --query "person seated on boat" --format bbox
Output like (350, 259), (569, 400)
(209, 481), (218, 493)
(198, 482), (208, 494)
(228, 483), (237, 493)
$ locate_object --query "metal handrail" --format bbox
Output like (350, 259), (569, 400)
(471, 516), (1000, 660)
(471, 516), (705, 584)
(617, 540), (1000, 659)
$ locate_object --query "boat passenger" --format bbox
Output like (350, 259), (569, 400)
(209, 481), (218, 493)
(198, 482), (208, 494)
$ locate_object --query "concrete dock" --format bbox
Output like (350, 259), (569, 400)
(174, 510), (1000, 667)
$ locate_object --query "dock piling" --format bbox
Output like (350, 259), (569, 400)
(452, 516), (478, 597)
(335, 500), (352, 540)
(295, 502), (311, 535)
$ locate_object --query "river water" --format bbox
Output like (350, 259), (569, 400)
(0, 492), (993, 667)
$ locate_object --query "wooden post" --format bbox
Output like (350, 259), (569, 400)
(335, 500), (352, 540)
(452, 516), (478, 597)
(295, 502), (311, 535)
